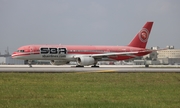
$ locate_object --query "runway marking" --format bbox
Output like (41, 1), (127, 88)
(94, 70), (116, 73)
(75, 70), (116, 74)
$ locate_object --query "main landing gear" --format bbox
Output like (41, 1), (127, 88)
(75, 63), (100, 68)
(91, 62), (99, 68)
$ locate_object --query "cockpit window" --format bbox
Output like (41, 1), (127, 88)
(17, 50), (24, 52)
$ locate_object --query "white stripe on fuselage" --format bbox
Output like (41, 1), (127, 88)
(14, 53), (77, 61)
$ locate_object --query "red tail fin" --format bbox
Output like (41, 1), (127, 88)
(128, 22), (153, 48)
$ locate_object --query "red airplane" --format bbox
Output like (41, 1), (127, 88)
(12, 22), (153, 67)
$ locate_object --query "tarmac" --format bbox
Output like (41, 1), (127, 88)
(0, 65), (180, 73)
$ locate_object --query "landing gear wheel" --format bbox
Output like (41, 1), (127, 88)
(76, 65), (84, 67)
(145, 64), (149, 68)
(91, 61), (99, 68)
(91, 65), (99, 68)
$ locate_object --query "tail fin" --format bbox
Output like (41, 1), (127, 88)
(128, 22), (153, 48)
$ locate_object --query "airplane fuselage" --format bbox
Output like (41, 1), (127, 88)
(12, 45), (151, 61)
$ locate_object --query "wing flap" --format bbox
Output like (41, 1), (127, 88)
(91, 52), (138, 57)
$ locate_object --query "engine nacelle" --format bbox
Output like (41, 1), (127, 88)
(50, 60), (69, 65)
(76, 57), (95, 66)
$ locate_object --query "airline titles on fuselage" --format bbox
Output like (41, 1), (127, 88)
(40, 48), (67, 58)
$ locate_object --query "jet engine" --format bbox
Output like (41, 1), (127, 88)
(50, 60), (69, 65)
(76, 57), (95, 66)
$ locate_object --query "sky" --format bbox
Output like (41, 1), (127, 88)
(0, 0), (180, 54)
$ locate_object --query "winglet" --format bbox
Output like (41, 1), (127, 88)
(128, 22), (153, 48)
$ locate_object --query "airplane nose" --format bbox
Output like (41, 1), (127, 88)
(11, 52), (17, 58)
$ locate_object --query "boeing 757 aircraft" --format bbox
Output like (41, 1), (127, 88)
(12, 22), (154, 67)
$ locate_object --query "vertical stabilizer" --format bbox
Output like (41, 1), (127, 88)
(128, 22), (153, 48)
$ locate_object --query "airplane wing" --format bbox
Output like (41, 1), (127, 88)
(73, 47), (169, 59)
(74, 51), (139, 58)
(73, 48), (165, 59)
(142, 48), (167, 52)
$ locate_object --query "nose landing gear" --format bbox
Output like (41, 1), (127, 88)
(27, 60), (32, 67)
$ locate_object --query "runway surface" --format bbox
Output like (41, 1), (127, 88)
(0, 65), (180, 73)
